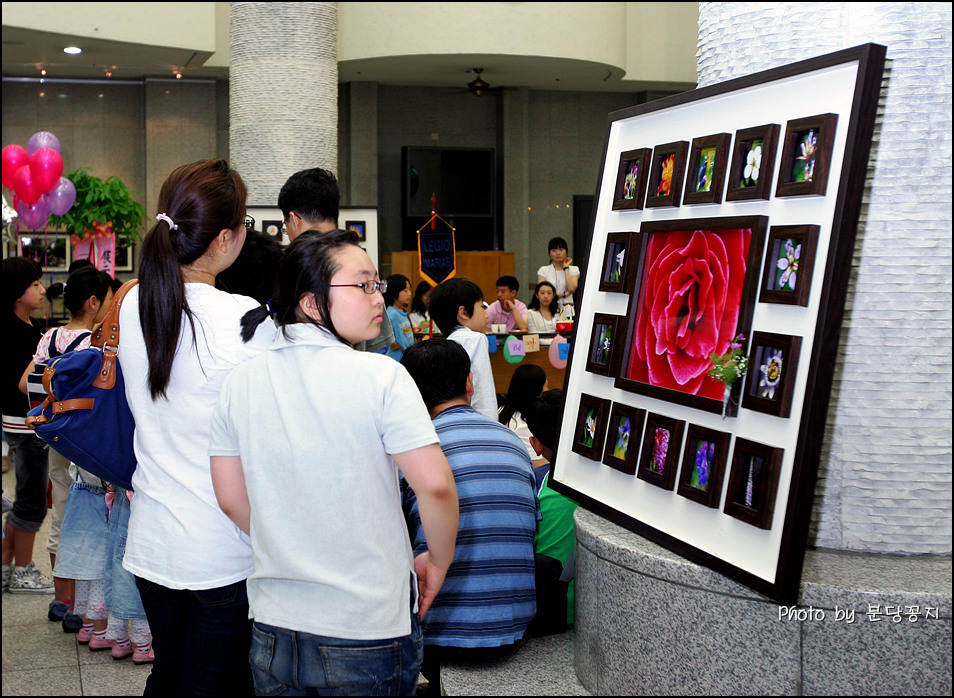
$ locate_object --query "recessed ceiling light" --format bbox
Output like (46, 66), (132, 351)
(63, 46), (82, 55)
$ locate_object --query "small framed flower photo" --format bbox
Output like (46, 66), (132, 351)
(571, 394), (611, 461)
(598, 232), (638, 294)
(676, 425), (731, 508)
(636, 413), (685, 491)
(645, 141), (689, 208)
(602, 403), (646, 475)
(776, 113), (838, 197)
(683, 133), (731, 205)
(741, 331), (802, 418)
(263, 220), (283, 241)
(114, 240), (135, 272)
(345, 220), (366, 241)
(586, 314), (622, 377)
(612, 148), (651, 211)
(759, 225), (820, 306)
(723, 438), (783, 529)
(726, 123), (780, 201)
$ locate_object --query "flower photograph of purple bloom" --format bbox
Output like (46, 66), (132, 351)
(775, 238), (800, 291)
(612, 148), (651, 211)
(758, 348), (784, 400)
(636, 413), (684, 490)
(602, 404), (646, 475)
(742, 332), (802, 418)
(677, 425), (730, 507)
(759, 225), (819, 307)
(689, 439), (715, 491)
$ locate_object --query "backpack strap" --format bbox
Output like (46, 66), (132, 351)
(63, 331), (91, 354)
(46, 329), (60, 359)
(90, 279), (139, 390)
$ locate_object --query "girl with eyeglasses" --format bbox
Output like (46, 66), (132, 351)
(212, 229), (459, 696)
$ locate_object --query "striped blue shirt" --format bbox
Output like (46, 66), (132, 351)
(403, 404), (539, 647)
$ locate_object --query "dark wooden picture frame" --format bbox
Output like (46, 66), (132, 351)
(615, 215), (768, 416)
(262, 220), (283, 241)
(724, 438), (783, 529)
(776, 113), (839, 197)
(612, 148), (651, 211)
(571, 394), (611, 461)
(345, 220), (366, 241)
(645, 141), (689, 208)
(586, 314), (622, 376)
(601, 403), (646, 475)
(759, 225), (820, 306)
(683, 133), (731, 205)
(742, 331), (802, 418)
(726, 123), (780, 201)
(635, 412), (685, 491)
(676, 425), (732, 508)
(598, 232), (638, 294)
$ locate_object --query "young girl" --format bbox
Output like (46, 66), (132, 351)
(409, 281), (439, 337)
(383, 273), (414, 361)
(117, 158), (276, 694)
(498, 364), (549, 467)
(536, 237), (580, 319)
(210, 229), (459, 695)
(527, 280), (560, 333)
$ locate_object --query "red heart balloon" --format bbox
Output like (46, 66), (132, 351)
(12, 164), (42, 205)
(2, 144), (30, 190)
(30, 147), (64, 193)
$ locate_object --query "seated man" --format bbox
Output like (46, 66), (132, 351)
(485, 275), (528, 332)
(400, 339), (538, 695)
(524, 389), (579, 629)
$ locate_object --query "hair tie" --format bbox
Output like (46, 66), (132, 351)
(265, 299), (274, 315)
(156, 213), (178, 230)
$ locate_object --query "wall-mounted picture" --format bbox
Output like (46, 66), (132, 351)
(776, 113), (838, 197)
(683, 133), (731, 205)
(598, 232), (638, 293)
(571, 394), (611, 461)
(676, 425), (731, 508)
(586, 314), (622, 376)
(19, 233), (70, 272)
(645, 141), (689, 208)
(262, 220), (283, 241)
(742, 331), (802, 418)
(601, 403), (646, 475)
(114, 240), (134, 272)
(726, 123), (780, 201)
(636, 413), (685, 491)
(345, 220), (366, 241)
(616, 216), (767, 416)
(724, 439), (783, 529)
(612, 148), (651, 211)
(759, 225), (819, 306)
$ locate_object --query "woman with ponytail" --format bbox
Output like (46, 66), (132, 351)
(117, 159), (275, 695)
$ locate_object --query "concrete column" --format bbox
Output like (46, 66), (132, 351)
(229, 2), (337, 207)
(499, 88), (531, 285)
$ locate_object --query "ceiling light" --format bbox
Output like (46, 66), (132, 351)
(63, 46), (82, 55)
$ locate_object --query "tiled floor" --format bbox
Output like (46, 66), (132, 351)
(2, 463), (151, 696)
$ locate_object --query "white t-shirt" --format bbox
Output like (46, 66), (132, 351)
(500, 409), (538, 462)
(209, 323), (439, 639)
(526, 309), (558, 333)
(448, 326), (498, 420)
(119, 283), (276, 589)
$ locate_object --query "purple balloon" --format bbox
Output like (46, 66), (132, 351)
(48, 176), (77, 216)
(18, 196), (50, 230)
(27, 131), (61, 156)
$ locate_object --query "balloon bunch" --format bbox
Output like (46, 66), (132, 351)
(1, 131), (77, 231)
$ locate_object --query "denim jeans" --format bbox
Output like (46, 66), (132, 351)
(52, 480), (109, 580)
(104, 488), (146, 619)
(135, 576), (254, 696)
(5, 432), (49, 533)
(249, 614), (423, 696)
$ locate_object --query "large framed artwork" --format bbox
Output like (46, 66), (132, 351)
(550, 44), (887, 604)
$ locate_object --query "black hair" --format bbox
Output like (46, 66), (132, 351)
(401, 338), (471, 411)
(241, 229), (361, 345)
(383, 274), (411, 308)
(2, 257), (43, 312)
(277, 168), (340, 225)
(139, 158), (247, 399)
(547, 236), (569, 252)
(498, 364), (547, 425)
(528, 280), (560, 315)
(427, 278), (484, 336)
(216, 228), (284, 305)
(523, 389), (565, 452)
(68, 259), (95, 274)
(411, 281), (432, 316)
(496, 275), (519, 292)
(46, 266), (112, 318)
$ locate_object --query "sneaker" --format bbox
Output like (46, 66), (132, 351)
(132, 644), (155, 665)
(1, 563), (11, 592)
(88, 633), (112, 651)
(111, 640), (134, 660)
(49, 599), (70, 621)
(9, 562), (55, 594)
(62, 611), (84, 633)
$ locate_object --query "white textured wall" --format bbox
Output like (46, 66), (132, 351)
(698, 2), (952, 554)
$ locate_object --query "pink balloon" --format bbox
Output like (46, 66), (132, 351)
(548, 334), (569, 369)
(27, 131), (61, 156)
(12, 164), (43, 205)
(30, 148), (64, 193)
(48, 176), (77, 216)
(17, 197), (50, 230)
(2, 144), (30, 189)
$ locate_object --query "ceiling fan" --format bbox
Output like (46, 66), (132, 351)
(466, 68), (506, 96)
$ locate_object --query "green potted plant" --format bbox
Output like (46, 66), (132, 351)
(48, 167), (148, 244)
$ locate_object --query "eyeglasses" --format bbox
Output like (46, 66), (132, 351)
(481, 301), (489, 309)
(281, 211), (301, 235)
(329, 279), (388, 295)
(244, 216), (254, 230)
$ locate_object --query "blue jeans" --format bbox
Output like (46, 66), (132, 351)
(135, 576), (254, 696)
(52, 480), (109, 580)
(249, 615), (423, 696)
(104, 488), (146, 619)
